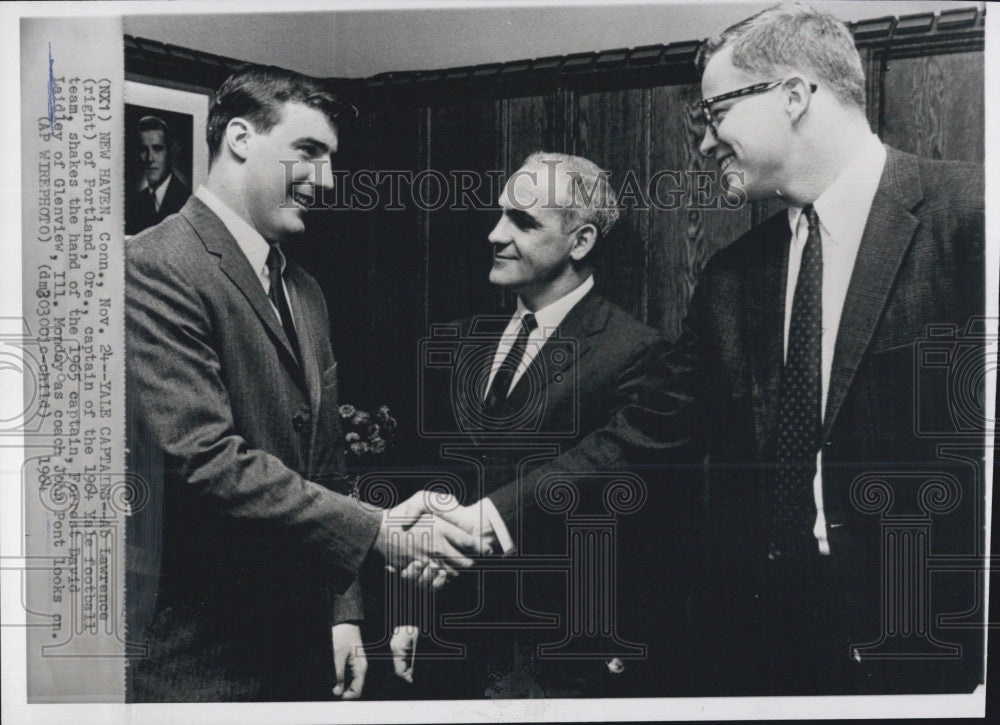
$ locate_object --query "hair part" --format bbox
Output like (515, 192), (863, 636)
(696, 1), (866, 112)
(521, 151), (620, 241)
(206, 66), (358, 165)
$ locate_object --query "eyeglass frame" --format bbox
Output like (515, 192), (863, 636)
(700, 78), (818, 136)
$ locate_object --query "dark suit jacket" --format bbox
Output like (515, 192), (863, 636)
(125, 174), (191, 236)
(681, 146), (985, 694)
(125, 196), (382, 701)
(421, 289), (697, 697)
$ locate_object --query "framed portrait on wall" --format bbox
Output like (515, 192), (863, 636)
(123, 80), (210, 236)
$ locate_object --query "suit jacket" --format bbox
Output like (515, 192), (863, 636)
(125, 196), (382, 701)
(681, 146), (985, 694)
(421, 290), (697, 697)
(125, 174), (191, 236)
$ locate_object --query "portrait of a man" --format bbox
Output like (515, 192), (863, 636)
(124, 106), (193, 235)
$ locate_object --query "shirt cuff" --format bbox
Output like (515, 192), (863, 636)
(481, 498), (516, 555)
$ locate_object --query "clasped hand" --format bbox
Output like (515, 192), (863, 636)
(382, 497), (500, 683)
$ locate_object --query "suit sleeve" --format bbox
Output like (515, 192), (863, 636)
(330, 578), (364, 624)
(126, 241), (382, 592)
(485, 333), (699, 539)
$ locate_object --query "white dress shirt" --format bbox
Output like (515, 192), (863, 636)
(784, 135), (887, 555)
(480, 275), (596, 554)
(139, 173), (175, 214)
(484, 275), (595, 397)
(194, 186), (292, 324)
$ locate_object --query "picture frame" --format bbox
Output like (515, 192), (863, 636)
(123, 80), (210, 235)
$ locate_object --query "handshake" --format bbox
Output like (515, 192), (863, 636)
(332, 493), (501, 698)
(369, 491), (501, 590)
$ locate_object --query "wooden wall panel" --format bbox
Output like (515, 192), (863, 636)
(292, 110), (372, 405)
(649, 82), (751, 341)
(306, 29), (984, 409)
(426, 101), (505, 325)
(505, 93), (562, 169)
(573, 87), (650, 323)
(362, 107), (427, 434)
(880, 51), (984, 162)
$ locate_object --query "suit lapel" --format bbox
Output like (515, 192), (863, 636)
(285, 268), (323, 421)
(746, 214), (790, 456)
(822, 147), (922, 441)
(180, 197), (304, 374)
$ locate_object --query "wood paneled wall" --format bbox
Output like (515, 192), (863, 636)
(126, 7), (985, 427)
(296, 19), (984, 426)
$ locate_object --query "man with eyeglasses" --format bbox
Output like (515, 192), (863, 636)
(673, 2), (985, 696)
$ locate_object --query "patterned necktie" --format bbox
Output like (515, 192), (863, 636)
(484, 313), (538, 415)
(769, 205), (822, 559)
(266, 245), (300, 364)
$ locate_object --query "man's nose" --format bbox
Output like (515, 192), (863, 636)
(306, 158), (334, 191)
(487, 217), (507, 245)
(699, 124), (718, 157)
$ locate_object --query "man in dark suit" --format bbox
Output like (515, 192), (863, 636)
(125, 67), (485, 702)
(677, 2), (985, 695)
(125, 115), (191, 235)
(392, 152), (696, 698)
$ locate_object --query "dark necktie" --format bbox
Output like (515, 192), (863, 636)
(266, 245), (300, 364)
(144, 187), (158, 218)
(484, 313), (538, 415)
(769, 205), (823, 559)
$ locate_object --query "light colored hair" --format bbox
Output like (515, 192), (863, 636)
(522, 151), (620, 239)
(696, 1), (866, 112)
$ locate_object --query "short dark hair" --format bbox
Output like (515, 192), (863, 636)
(696, 1), (866, 112)
(138, 115), (172, 144)
(206, 66), (358, 165)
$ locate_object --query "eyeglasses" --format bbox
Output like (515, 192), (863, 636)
(700, 79), (818, 136)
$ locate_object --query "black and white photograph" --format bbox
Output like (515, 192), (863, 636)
(3, 1), (995, 722)
(123, 80), (209, 236)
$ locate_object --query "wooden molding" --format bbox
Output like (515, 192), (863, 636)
(125, 3), (985, 107)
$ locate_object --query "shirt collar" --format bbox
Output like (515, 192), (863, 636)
(787, 134), (886, 245)
(195, 185), (282, 278)
(139, 173), (172, 203)
(515, 275), (594, 333)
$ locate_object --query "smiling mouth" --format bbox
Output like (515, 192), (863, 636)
(718, 155), (735, 171)
(493, 250), (518, 261)
(290, 188), (314, 209)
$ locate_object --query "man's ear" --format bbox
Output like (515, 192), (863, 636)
(784, 76), (813, 125)
(224, 117), (252, 161)
(568, 223), (598, 262)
